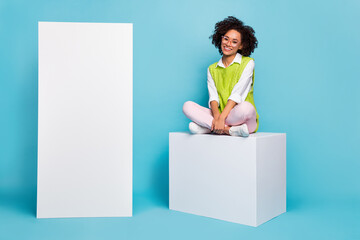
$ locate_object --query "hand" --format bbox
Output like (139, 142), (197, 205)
(211, 117), (226, 134)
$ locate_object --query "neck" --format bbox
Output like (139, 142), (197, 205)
(222, 53), (237, 68)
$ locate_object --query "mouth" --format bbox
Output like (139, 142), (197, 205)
(223, 46), (232, 52)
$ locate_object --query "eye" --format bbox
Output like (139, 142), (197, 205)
(233, 41), (238, 45)
(223, 36), (229, 41)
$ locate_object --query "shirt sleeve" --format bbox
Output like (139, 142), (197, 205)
(228, 59), (255, 103)
(207, 67), (219, 108)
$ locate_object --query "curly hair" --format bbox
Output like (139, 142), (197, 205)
(210, 16), (258, 56)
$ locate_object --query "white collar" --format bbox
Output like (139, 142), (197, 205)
(216, 53), (242, 68)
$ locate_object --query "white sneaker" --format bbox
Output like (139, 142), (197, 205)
(189, 122), (211, 134)
(229, 124), (249, 137)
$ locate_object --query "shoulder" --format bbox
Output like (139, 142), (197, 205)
(208, 62), (218, 70)
(241, 56), (254, 64)
(241, 56), (255, 69)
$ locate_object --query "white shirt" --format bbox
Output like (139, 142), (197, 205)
(207, 53), (255, 107)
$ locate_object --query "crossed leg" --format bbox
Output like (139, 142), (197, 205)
(182, 101), (257, 134)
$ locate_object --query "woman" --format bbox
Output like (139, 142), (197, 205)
(183, 16), (259, 137)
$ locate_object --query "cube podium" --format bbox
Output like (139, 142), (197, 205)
(169, 132), (286, 227)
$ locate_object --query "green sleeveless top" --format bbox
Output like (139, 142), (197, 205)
(208, 55), (259, 132)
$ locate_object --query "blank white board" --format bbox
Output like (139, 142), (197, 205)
(37, 22), (132, 218)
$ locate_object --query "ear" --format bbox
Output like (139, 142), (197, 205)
(239, 44), (243, 50)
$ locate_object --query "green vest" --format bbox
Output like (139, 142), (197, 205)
(209, 56), (259, 132)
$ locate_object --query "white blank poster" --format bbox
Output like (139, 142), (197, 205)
(37, 22), (132, 218)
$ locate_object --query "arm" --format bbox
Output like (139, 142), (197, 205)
(207, 68), (222, 131)
(210, 100), (221, 120)
(228, 59), (254, 103)
(210, 100), (221, 132)
(207, 68), (219, 108)
(219, 99), (237, 121)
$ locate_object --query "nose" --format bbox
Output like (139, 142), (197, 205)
(225, 39), (232, 47)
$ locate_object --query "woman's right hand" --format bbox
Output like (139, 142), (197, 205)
(212, 117), (226, 134)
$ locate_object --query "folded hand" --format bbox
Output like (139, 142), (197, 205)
(211, 117), (226, 134)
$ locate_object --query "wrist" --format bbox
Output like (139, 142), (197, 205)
(212, 112), (220, 119)
(218, 115), (226, 121)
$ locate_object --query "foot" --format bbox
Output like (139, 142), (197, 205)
(189, 122), (211, 134)
(229, 124), (249, 137)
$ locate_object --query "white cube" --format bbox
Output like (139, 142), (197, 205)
(169, 132), (286, 227)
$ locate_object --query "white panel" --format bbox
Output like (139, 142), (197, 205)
(37, 22), (132, 218)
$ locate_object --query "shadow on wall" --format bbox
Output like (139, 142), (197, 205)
(0, 187), (37, 217)
(18, 61), (38, 217)
(152, 146), (170, 208)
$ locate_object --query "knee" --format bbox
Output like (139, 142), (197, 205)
(241, 102), (256, 118)
(243, 102), (256, 116)
(182, 101), (196, 115)
(234, 102), (256, 119)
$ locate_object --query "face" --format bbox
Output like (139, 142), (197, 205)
(221, 29), (242, 56)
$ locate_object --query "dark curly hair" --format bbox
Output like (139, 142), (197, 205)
(210, 16), (258, 56)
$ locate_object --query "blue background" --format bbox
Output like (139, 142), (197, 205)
(1, 0), (359, 239)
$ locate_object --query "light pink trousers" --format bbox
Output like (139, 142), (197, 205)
(182, 101), (258, 133)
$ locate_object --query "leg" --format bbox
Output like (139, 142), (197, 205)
(225, 101), (257, 133)
(182, 101), (213, 129)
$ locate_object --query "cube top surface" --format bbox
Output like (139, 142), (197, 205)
(170, 132), (285, 139)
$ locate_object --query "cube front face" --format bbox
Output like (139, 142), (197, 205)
(169, 132), (286, 227)
(169, 133), (257, 226)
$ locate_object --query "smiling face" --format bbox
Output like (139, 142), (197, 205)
(221, 29), (243, 56)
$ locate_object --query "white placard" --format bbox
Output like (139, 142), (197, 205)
(37, 22), (132, 218)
